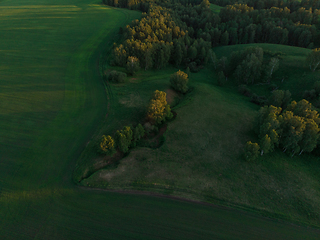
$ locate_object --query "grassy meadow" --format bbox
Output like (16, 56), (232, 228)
(81, 44), (320, 228)
(0, 0), (320, 239)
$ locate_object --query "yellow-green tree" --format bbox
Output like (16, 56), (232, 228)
(100, 135), (116, 155)
(245, 141), (260, 161)
(115, 126), (133, 153)
(147, 90), (173, 125)
(170, 70), (189, 93)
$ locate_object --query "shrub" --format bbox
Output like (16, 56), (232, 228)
(106, 70), (127, 83)
(170, 70), (189, 93)
(238, 84), (251, 97)
(313, 81), (320, 95)
(303, 89), (316, 100)
(250, 94), (267, 106)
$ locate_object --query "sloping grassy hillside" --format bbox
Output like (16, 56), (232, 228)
(82, 65), (320, 227)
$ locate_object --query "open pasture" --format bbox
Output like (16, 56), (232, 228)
(0, 0), (320, 239)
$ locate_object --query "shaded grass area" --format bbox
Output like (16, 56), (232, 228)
(82, 65), (320, 227)
(210, 3), (223, 14)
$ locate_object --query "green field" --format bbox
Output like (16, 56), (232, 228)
(1, 0), (320, 239)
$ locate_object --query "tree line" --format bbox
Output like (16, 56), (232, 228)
(104, 0), (320, 72)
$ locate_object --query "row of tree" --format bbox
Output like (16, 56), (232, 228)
(100, 90), (173, 155)
(100, 124), (145, 155)
(245, 99), (320, 160)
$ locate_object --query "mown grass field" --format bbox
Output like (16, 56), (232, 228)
(82, 44), (320, 228)
(1, 0), (320, 239)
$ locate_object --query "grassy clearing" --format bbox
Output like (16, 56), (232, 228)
(210, 3), (223, 14)
(213, 43), (318, 100)
(83, 45), (320, 227)
(1, 0), (320, 238)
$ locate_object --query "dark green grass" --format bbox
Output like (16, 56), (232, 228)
(210, 3), (223, 14)
(1, 1), (320, 239)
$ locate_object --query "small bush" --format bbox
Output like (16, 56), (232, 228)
(269, 83), (278, 91)
(238, 84), (251, 97)
(250, 94), (267, 106)
(303, 89), (317, 100)
(106, 70), (127, 83)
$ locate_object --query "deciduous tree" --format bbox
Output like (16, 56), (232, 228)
(306, 48), (320, 72)
(170, 70), (189, 93)
(100, 135), (116, 155)
(245, 141), (260, 161)
(126, 56), (140, 75)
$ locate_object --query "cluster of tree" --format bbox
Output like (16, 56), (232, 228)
(214, 47), (280, 85)
(170, 70), (189, 93)
(245, 99), (320, 160)
(110, 2), (213, 70)
(105, 70), (127, 83)
(99, 89), (173, 155)
(146, 90), (173, 124)
(100, 124), (145, 155)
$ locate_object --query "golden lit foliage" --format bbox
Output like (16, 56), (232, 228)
(147, 90), (172, 125)
(100, 135), (115, 155)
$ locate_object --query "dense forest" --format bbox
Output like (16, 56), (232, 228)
(104, 0), (320, 71)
